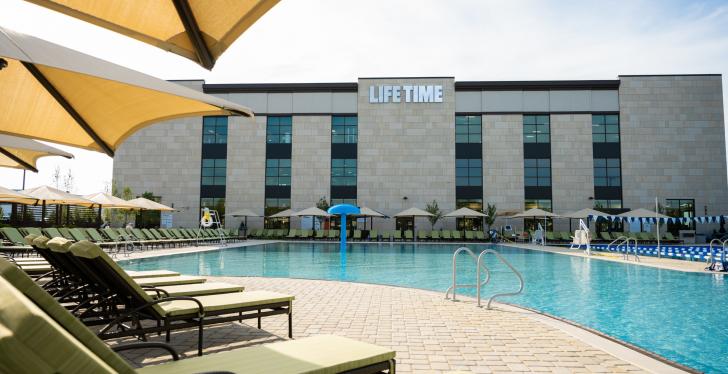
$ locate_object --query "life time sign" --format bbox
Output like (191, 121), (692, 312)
(368, 84), (444, 103)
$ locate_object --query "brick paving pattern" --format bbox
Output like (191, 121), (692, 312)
(113, 276), (648, 373)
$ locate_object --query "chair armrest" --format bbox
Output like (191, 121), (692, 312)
(112, 342), (179, 361)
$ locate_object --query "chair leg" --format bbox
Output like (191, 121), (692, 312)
(257, 309), (261, 329)
(198, 317), (204, 356)
(164, 319), (170, 342)
(288, 308), (293, 338)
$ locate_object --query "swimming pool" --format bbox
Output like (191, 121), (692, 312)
(121, 242), (727, 373)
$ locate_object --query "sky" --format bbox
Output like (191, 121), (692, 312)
(0, 0), (727, 194)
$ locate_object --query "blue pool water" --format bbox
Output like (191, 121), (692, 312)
(121, 243), (727, 373)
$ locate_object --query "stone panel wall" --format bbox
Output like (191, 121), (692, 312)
(483, 114), (524, 230)
(291, 116), (331, 211)
(225, 115), (267, 229)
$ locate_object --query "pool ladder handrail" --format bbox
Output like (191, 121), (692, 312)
(708, 238), (728, 264)
(608, 236), (639, 261)
(445, 247), (524, 309)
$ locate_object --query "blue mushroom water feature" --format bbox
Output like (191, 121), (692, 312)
(327, 204), (361, 251)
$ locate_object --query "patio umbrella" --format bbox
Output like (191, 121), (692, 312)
(393, 207), (433, 242)
(444, 207), (487, 234)
(22, 185), (96, 226)
(292, 207), (330, 231)
(354, 206), (387, 230)
(83, 191), (140, 225)
(561, 208), (604, 232)
(618, 208), (670, 256)
(0, 185), (38, 205)
(0, 134), (73, 172)
(27, 0), (280, 69)
(511, 208), (559, 245)
(125, 197), (174, 211)
(226, 208), (261, 235)
(269, 209), (295, 218)
(0, 26), (252, 157)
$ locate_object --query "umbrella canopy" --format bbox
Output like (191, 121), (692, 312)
(269, 208), (295, 218)
(0, 26), (252, 157)
(393, 207), (433, 217)
(126, 197), (174, 211)
(0, 185), (38, 204)
(617, 208), (669, 219)
(28, 0), (279, 70)
(0, 134), (73, 172)
(81, 192), (138, 209)
(511, 208), (559, 218)
(226, 208), (261, 217)
(21, 185), (95, 207)
(355, 206), (387, 218)
(561, 208), (605, 219)
(292, 207), (330, 217)
(444, 207), (487, 218)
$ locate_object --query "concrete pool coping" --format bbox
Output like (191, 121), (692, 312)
(119, 240), (703, 373)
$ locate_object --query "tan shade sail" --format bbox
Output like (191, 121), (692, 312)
(292, 207), (330, 217)
(226, 208), (261, 217)
(21, 185), (96, 206)
(0, 185), (39, 205)
(81, 192), (138, 209)
(510, 208), (559, 218)
(617, 208), (669, 219)
(444, 207), (487, 218)
(0, 26), (252, 157)
(0, 134), (73, 172)
(560, 208), (605, 219)
(393, 207), (433, 218)
(26, 0), (280, 69)
(126, 197), (175, 211)
(269, 209), (295, 218)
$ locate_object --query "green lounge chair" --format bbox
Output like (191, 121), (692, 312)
(353, 230), (362, 240)
(417, 230), (428, 241)
(465, 231), (475, 241)
(56, 228), (75, 240)
(441, 230), (451, 240)
(663, 232), (682, 243)
(599, 232), (612, 242)
(0, 265), (396, 373)
(452, 231), (462, 240)
(545, 231), (556, 242)
(368, 230), (378, 241)
(21, 227), (43, 236)
(636, 232), (650, 242)
(1, 227), (33, 247)
(430, 230), (440, 240)
(404, 230), (414, 240)
(326, 230), (336, 240)
(475, 231), (486, 241)
(392, 230), (402, 241)
(41, 227), (65, 239)
(287, 229), (298, 239)
(560, 232), (572, 241)
(67, 228), (89, 242)
(314, 230), (326, 239)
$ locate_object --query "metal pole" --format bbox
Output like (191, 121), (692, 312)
(656, 196), (661, 258)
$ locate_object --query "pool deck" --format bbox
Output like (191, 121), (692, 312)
(114, 241), (697, 373)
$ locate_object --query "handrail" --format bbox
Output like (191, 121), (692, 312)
(607, 236), (629, 251)
(620, 237), (639, 262)
(444, 247), (491, 301)
(708, 238), (724, 264)
(477, 249), (524, 309)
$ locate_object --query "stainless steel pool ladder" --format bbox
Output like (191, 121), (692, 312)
(608, 236), (639, 261)
(445, 247), (524, 309)
(708, 238), (728, 264)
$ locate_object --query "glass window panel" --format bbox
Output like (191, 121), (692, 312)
(279, 168), (291, 177)
(332, 159), (344, 167)
(455, 134), (468, 143)
(524, 168), (537, 177)
(539, 177), (550, 186)
(524, 124), (536, 134)
(469, 177), (482, 186)
(609, 177), (620, 186)
(605, 115), (619, 125)
(344, 159), (356, 167)
(469, 124), (481, 134)
(470, 168), (482, 177)
(605, 124), (619, 134)
(536, 134), (549, 143)
(594, 158), (606, 167)
(279, 159), (291, 167)
(202, 134), (215, 143)
(523, 116), (536, 125)
(469, 159), (481, 167)
(595, 177), (607, 186)
(332, 116), (345, 126)
(202, 177), (214, 185)
(456, 168), (468, 177)
(214, 177), (225, 185)
(456, 177), (469, 186)
(524, 134), (537, 143)
(279, 177), (291, 186)
(536, 115), (549, 125)
(468, 134), (481, 143)
(592, 134), (605, 142)
(594, 168), (607, 177)
(540, 168), (550, 177)
(525, 177), (537, 186)
(524, 159), (537, 167)
(607, 158), (620, 167)
(215, 159), (226, 167)
(592, 115), (605, 125)
(267, 159), (278, 167)
(202, 159), (214, 167)
(332, 168), (344, 177)
(266, 177), (277, 186)
(538, 159), (550, 167)
(605, 134), (620, 142)
(456, 159), (469, 167)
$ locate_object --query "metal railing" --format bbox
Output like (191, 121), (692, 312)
(607, 236), (639, 261)
(708, 238), (728, 264)
(445, 247), (524, 309)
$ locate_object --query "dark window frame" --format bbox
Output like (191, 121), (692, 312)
(331, 115), (358, 144)
(523, 114), (550, 144)
(266, 116), (292, 144)
(592, 114), (620, 143)
(331, 158), (357, 186)
(455, 115), (482, 144)
(524, 158), (551, 187)
(456, 158), (483, 186)
(202, 116), (228, 144)
(593, 158), (621, 187)
(201, 158), (227, 186)
(265, 158), (292, 187)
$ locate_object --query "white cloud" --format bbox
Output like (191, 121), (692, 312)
(0, 0), (726, 194)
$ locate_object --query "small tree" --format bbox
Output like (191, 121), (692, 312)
(484, 203), (497, 232)
(316, 196), (330, 211)
(63, 168), (74, 193)
(425, 200), (443, 229)
(51, 165), (62, 189)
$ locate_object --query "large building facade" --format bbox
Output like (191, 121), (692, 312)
(113, 75), (727, 234)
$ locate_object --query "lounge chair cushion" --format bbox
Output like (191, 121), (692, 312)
(23, 234), (38, 246)
(0, 276), (119, 373)
(160, 290), (294, 317)
(134, 275), (207, 287)
(137, 334), (394, 374)
(145, 282), (244, 297)
(46, 237), (74, 253)
(126, 270), (181, 278)
(0, 260), (135, 373)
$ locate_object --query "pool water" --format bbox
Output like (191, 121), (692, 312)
(122, 243), (728, 373)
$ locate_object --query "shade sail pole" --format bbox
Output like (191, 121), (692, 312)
(21, 62), (115, 157)
(172, 0), (215, 70)
(0, 147), (37, 172)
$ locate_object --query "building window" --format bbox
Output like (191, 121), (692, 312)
(523, 115), (550, 143)
(265, 159), (291, 186)
(524, 158), (550, 187)
(264, 198), (290, 212)
(202, 116), (228, 144)
(525, 199), (552, 211)
(455, 115), (482, 144)
(592, 114), (619, 143)
(524, 199), (552, 231)
(331, 198), (357, 206)
(594, 199), (622, 209)
(331, 158), (357, 186)
(456, 159), (482, 186)
(332, 116), (357, 144)
(665, 199), (695, 232)
(456, 198), (483, 211)
(200, 197), (225, 217)
(201, 159), (226, 186)
(266, 116), (292, 144)
(594, 158), (621, 186)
